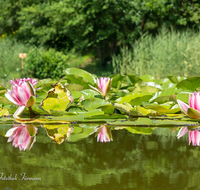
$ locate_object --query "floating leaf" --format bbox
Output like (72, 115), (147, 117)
(81, 89), (99, 99)
(140, 75), (154, 82)
(0, 107), (9, 117)
(176, 93), (189, 104)
(81, 98), (110, 110)
(144, 104), (179, 114)
(81, 109), (104, 117)
(126, 75), (142, 86)
(65, 84), (85, 91)
(41, 82), (71, 113)
(110, 74), (125, 88)
(126, 127), (154, 135)
(100, 105), (115, 114)
(167, 76), (179, 84)
(115, 92), (152, 104)
(177, 77), (200, 91)
(133, 84), (158, 93)
(129, 95), (152, 106)
(113, 103), (136, 115)
(71, 91), (82, 100)
(64, 68), (95, 87)
(136, 105), (153, 116)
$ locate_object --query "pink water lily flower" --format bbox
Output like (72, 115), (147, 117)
(177, 91), (200, 119)
(177, 127), (200, 146)
(89, 77), (112, 98)
(5, 124), (37, 151)
(5, 78), (37, 118)
(96, 125), (113, 143)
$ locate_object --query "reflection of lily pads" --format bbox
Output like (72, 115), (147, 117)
(44, 124), (73, 144)
(125, 127), (154, 135)
(67, 124), (98, 142)
(108, 117), (197, 127)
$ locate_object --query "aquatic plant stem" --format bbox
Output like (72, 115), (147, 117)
(28, 106), (35, 116)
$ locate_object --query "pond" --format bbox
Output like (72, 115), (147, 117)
(0, 123), (199, 190)
(2, 68), (200, 190)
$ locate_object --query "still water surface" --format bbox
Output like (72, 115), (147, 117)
(0, 124), (199, 190)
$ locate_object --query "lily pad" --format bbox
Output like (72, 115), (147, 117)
(64, 68), (95, 87)
(41, 82), (71, 113)
(177, 76), (200, 91)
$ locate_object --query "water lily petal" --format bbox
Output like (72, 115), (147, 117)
(16, 84), (30, 104)
(5, 92), (21, 106)
(177, 127), (188, 139)
(89, 84), (102, 94)
(196, 92), (200, 112)
(5, 127), (18, 137)
(177, 100), (189, 115)
(13, 106), (26, 118)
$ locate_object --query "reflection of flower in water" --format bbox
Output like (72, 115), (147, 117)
(96, 125), (113, 143)
(177, 127), (200, 146)
(5, 124), (37, 151)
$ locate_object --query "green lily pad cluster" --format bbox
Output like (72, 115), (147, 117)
(1, 68), (200, 126)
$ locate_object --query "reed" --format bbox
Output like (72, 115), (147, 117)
(112, 29), (200, 78)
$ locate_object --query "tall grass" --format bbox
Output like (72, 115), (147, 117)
(112, 29), (200, 78)
(0, 38), (30, 87)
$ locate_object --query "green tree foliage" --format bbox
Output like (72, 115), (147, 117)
(1, 0), (200, 65)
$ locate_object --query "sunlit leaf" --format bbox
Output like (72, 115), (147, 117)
(64, 68), (95, 87)
(81, 98), (110, 110)
(144, 104), (179, 114)
(65, 84), (85, 91)
(126, 127), (154, 135)
(115, 92), (152, 104)
(0, 107), (9, 117)
(100, 105), (115, 114)
(41, 82), (71, 112)
(81, 89), (99, 99)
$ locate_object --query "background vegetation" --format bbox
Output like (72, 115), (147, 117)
(1, 0), (200, 83)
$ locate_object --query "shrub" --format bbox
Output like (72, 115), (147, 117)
(24, 48), (69, 79)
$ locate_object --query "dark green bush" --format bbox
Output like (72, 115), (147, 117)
(24, 48), (69, 79)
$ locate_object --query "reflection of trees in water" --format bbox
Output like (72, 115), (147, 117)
(0, 127), (199, 190)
